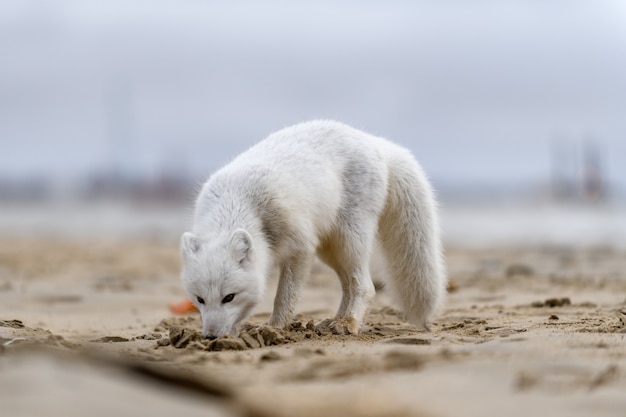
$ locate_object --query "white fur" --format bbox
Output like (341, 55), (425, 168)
(180, 120), (446, 338)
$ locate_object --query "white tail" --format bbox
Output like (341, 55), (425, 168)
(377, 149), (446, 329)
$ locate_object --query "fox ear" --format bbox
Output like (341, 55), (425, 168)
(181, 232), (201, 256)
(230, 229), (253, 266)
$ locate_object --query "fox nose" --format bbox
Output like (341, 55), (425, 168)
(205, 335), (218, 341)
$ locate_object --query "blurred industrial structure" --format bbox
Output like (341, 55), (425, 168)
(0, 137), (616, 205)
(551, 138), (606, 203)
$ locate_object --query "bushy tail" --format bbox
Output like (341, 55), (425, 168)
(377, 148), (446, 329)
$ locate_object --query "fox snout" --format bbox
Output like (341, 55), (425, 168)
(201, 319), (234, 340)
(202, 327), (232, 340)
(202, 325), (225, 340)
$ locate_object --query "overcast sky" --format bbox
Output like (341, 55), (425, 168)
(1, 0), (625, 192)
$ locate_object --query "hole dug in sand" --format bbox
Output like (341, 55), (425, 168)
(155, 312), (423, 353)
(163, 324), (287, 351)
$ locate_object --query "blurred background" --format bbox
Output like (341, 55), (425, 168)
(1, 0), (625, 246)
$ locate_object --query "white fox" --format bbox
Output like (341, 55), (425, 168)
(180, 120), (446, 339)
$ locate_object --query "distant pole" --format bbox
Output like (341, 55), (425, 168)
(578, 138), (604, 202)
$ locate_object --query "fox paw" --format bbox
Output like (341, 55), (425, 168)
(317, 317), (359, 335)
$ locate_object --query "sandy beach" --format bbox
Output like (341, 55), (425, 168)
(3, 1), (626, 415)
(1, 233), (625, 417)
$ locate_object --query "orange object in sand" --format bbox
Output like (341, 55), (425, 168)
(169, 298), (198, 314)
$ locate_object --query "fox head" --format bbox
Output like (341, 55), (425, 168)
(180, 229), (265, 339)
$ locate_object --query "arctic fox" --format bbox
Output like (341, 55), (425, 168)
(180, 120), (446, 339)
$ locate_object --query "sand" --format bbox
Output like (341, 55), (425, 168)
(1, 239), (625, 417)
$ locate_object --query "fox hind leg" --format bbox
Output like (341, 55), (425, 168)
(317, 221), (377, 334)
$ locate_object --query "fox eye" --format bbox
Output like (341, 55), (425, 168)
(222, 293), (235, 304)
(196, 296), (205, 305)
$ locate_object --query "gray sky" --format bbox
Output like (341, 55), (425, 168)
(1, 0), (625, 191)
